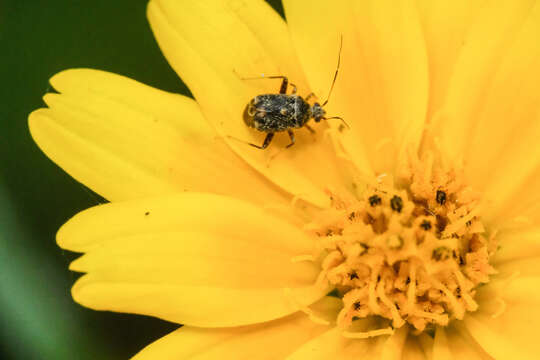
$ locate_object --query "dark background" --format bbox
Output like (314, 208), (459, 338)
(0, 0), (283, 359)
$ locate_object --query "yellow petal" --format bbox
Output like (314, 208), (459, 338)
(419, 325), (491, 359)
(475, 276), (540, 306)
(416, 0), (486, 122)
(433, 327), (452, 360)
(29, 69), (286, 205)
(462, 312), (537, 359)
(380, 326), (409, 360)
(285, 327), (379, 359)
(444, 326), (492, 360)
(460, 276), (540, 358)
(59, 192), (328, 326)
(401, 337), (427, 360)
(131, 296), (342, 360)
(434, 0), (538, 164)
(491, 227), (540, 265)
(285, 318), (406, 359)
(468, 2), (540, 222)
(147, 0), (348, 207)
(496, 256), (540, 277)
(492, 166), (540, 228)
(283, 0), (429, 175)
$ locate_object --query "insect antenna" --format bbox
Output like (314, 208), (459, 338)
(324, 116), (349, 129)
(322, 35), (343, 107)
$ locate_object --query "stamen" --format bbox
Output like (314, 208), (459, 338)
(406, 262), (417, 312)
(368, 267), (382, 314)
(453, 270), (479, 311)
(413, 310), (448, 325)
(323, 129), (351, 161)
(342, 327), (395, 339)
(375, 137), (392, 151)
(430, 278), (465, 319)
(376, 279), (405, 327)
(307, 148), (496, 332)
(492, 298), (507, 319)
(283, 288), (331, 326)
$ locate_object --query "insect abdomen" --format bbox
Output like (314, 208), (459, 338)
(248, 94), (310, 132)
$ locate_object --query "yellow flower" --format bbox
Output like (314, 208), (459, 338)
(28, 0), (540, 358)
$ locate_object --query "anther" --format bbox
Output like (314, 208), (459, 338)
(420, 220), (432, 230)
(342, 327), (394, 339)
(309, 151), (495, 333)
(369, 195), (382, 207)
(436, 190), (447, 205)
(387, 235), (404, 249)
(390, 195), (403, 212)
(432, 247), (451, 261)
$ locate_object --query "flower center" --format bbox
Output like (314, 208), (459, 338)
(307, 150), (497, 333)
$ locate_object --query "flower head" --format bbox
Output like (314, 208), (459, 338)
(28, 0), (540, 358)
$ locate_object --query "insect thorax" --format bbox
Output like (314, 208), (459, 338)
(244, 94), (311, 132)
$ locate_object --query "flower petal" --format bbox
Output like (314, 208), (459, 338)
(496, 257), (540, 277)
(432, 0), (540, 210)
(59, 192), (329, 327)
(131, 296), (342, 360)
(283, 0), (429, 174)
(491, 166), (540, 228)
(433, 327), (452, 360)
(416, 0), (487, 122)
(147, 0), (348, 207)
(462, 314), (535, 359)
(444, 326), (492, 360)
(476, 276), (540, 305)
(491, 227), (540, 265)
(29, 69), (286, 205)
(285, 327), (379, 360)
(460, 276), (540, 358)
(401, 337), (427, 360)
(285, 319), (408, 360)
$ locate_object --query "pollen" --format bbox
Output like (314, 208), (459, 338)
(307, 150), (498, 333)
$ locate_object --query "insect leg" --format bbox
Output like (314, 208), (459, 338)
(289, 83), (297, 94)
(239, 75), (295, 94)
(304, 124), (316, 134)
(249, 132), (275, 150)
(305, 92), (317, 102)
(278, 76), (289, 94)
(286, 130), (296, 148)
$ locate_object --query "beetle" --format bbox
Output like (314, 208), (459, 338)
(240, 37), (346, 150)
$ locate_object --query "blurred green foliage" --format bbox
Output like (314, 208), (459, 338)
(0, 0), (283, 359)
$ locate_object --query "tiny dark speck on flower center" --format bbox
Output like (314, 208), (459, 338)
(390, 195), (403, 212)
(420, 220), (432, 230)
(436, 190), (447, 205)
(144, 211), (150, 216)
(369, 195), (382, 207)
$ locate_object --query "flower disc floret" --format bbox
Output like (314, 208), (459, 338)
(308, 150), (497, 333)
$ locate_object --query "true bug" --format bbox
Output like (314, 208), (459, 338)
(240, 37), (347, 150)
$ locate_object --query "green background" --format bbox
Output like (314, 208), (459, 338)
(0, 0), (283, 359)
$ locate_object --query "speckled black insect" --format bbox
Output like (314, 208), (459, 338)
(241, 37), (346, 150)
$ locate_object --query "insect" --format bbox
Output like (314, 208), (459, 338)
(240, 37), (347, 150)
